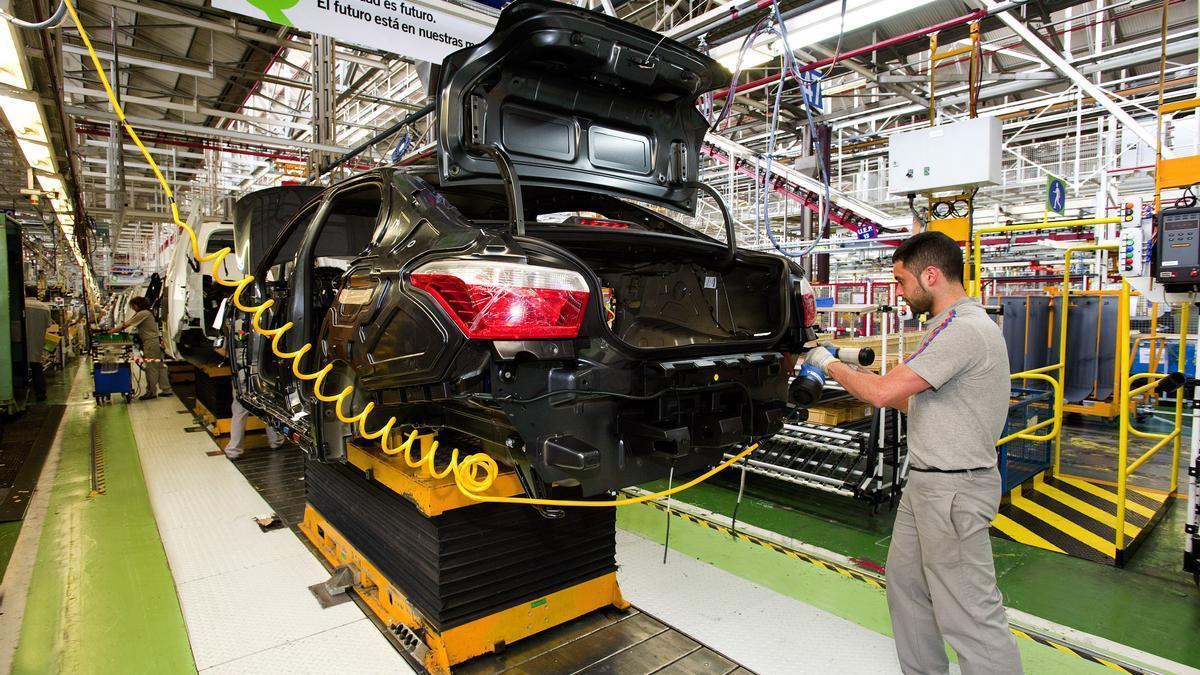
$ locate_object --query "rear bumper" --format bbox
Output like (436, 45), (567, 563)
(493, 350), (791, 495)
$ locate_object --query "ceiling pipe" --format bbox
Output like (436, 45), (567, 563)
(984, 0), (1169, 156)
(711, 6), (996, 101)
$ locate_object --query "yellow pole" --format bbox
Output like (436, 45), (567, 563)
(1172, 301), (1190, 493)
(1054, 245), (1118, 477)
(1148, 302), (1160, 404)
(1116, 277), (1131, 552)
(971, 217), (1122, 299)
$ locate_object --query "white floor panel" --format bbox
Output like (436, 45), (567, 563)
(158, 516), (304, 585)
(175, 552), (375, 670)
(202, 619), (409, 675)
(127, 396), (411, 673)
(616, 530), (905, 674)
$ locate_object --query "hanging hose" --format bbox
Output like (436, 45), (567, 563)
(2, 0), (67, 30)
(389, 130), (412, 164)
(61, 0), (761, 508)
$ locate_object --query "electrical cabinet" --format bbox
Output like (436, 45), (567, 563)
(887, 117), (1002, 195)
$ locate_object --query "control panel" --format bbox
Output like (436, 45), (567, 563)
(1119, 197), (1151, 277)
(1155, 207), (1200, 289)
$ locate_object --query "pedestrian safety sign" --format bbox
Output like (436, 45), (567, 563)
(1046, 175), (1067, 216)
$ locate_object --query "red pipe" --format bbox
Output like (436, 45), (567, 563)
(712, 8), (989, 100)
(398, 148), (435, 166)
(76, 124), (375, 171)
(227, 45), (286, 130)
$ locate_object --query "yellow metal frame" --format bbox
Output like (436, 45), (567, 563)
(970, 222), (1121, 469)
(973, 221), (1191, 557)
(1115, 298), (1190, 551)
(344, 435), (525, 517)
(929, 23), (981, 121)
(193, 399), (264, 436)
(300, 506), (629, 674)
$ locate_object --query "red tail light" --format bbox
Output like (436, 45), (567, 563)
(799, 278), (817, 326)
(411, 260), (590, 339)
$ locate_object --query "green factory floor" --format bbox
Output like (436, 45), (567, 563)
(1, 362), (1196, 672)
(0, 362), (195, 674)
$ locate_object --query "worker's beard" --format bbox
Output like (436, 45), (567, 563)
(906, 279), (934, 315)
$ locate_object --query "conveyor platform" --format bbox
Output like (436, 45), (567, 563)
(298, 436), (751, 673)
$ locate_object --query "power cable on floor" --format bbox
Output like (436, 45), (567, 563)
(663, 463), (675, 565)
(730, 454), (749, 538)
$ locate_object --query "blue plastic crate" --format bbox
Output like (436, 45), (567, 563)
(92, 363), (132, 396)
(1130, 339), (1195, 378)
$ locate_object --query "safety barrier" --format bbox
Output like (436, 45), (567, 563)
(973, 229), (1189, 562)
(1116, 295), (1189, 552)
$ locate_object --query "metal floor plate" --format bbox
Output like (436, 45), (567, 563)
(457, 606), (745, 674)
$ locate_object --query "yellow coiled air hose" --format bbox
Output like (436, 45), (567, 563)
(63, 0), (759, 507)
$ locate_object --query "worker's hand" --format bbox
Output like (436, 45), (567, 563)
(804, 345), (837, 375)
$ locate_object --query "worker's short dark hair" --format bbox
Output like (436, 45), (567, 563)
(24, 285), (38, 298)
(129, 297), (151, 312)
(893, 231), (964, 285)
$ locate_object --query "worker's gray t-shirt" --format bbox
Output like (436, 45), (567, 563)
(127, 309), (161, 344)
(904, 296), (1010, 470)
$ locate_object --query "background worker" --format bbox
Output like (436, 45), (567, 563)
(214, 338), (285, 460)
(23, 286), (52, 402)
(109, 296), (173, 400)
(805, 231), (1022, 675)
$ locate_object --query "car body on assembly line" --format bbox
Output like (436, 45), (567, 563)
(230, 0), (819, 503)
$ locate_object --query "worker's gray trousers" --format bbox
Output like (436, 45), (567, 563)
(886, 467), (1023, 675)
(227, 384), (284, 452)
(141, 341), (172, 397)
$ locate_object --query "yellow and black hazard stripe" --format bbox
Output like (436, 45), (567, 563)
(1009, 627), (1139, 673)
(628, 492), (1152, 674)
(990, 472), (1172, 565)
(635, 497), (884, 589)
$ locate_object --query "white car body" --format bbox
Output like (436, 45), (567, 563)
(162, 215), (235, 359)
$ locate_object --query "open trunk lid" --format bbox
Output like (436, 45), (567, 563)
(436, 0), (728, 214)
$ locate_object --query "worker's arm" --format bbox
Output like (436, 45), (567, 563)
(110, 309), (146, 334)
(825, 362), (931, 413)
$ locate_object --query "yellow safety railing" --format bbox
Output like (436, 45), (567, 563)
(1116, 295), (1190, 550)
(1054, 244), (1119, 474)
(997, 371), (1060, 447)
(972, 211), (1192, 559)
(970, 217), (1121, 299)
(971, 229), (1119, 474)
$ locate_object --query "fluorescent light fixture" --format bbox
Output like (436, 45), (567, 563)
(711, 0), (938, 71)
(0, 94), (47, 144)
(0, 22), (27, 89)
(16, 138), (54, 173)
(36, 174), (63, 197)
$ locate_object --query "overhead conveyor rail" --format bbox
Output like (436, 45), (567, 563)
(702, 135), (908, 237)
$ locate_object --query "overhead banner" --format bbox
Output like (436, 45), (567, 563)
(214, 0), (498, 63)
